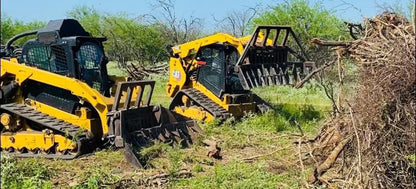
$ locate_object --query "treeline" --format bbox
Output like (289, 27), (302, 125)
(1, 16), (45, 46)
(1, 0), (355, 67)
(67, 6), (168, 68)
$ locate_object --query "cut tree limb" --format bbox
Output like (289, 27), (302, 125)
(146, 169), (192, 186)
(127, 62), (168, 80)
(310, 38), (351, 47)
(202, 139), (221, 159)
(316, 137), (351, 176)
(242, 145), (291, 162)
(296, 61), (335, 88)
(147, 169), (192, 180)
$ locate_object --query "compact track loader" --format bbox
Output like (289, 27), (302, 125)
(0, 19), (200, 167)
(167, 26), (315, 122)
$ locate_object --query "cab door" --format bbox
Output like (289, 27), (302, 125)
(196, 45), (226, 97)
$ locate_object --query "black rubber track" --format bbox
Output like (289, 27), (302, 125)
(0, 103), (94, 159)
(169, 88), (231, 121)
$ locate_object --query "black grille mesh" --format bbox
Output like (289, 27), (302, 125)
(25, 43), (69, 75)
(27, 45), (50, 70)
(51, 45), (68, 72)
(77, 43), (103, 91)
(78, 44), (100, 69)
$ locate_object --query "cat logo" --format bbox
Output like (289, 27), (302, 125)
(172, 70), (181, 81)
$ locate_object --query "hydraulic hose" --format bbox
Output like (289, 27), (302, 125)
(5, 30), (37, 56)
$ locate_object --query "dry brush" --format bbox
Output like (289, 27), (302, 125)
(310, 12), (415, 188)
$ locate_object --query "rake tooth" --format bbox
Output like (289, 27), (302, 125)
(151, 129), (160, 139)
(157, 133), (167, 142)
(171, 130), (180, 137)
(190, 125), (202, 133)
(179, 125), (189, 136)
(139, 130), (147, 139)
(164, 128), (172, 138)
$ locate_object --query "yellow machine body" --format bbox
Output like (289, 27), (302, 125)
(167, 26), (315, 122)
(1, 58), (110, 133)
(167, 34), (254, 121)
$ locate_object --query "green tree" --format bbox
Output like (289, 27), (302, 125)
(67, 6), (167, 68)
(102, 14), (167, 67)
(66, 6), (102, 36)
(252, 0), (349, 62)
(1, 14), (45, 45)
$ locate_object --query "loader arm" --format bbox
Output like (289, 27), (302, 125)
(171, 33), (245, 59)
(0, 58), (110, 135)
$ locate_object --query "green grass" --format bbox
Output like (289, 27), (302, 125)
(408, 154), (415, 168)
(1, 65), (332, 188)
(107, 61), (128, 77)
(1, 155), (54, 189)
(172, 160), (296, 189)
(148, 75), (171, 108)
(252, 82), (331, 108)
(107, 61), (171, 107)
(73, 167), (120, 189)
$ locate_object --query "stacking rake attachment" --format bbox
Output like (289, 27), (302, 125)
(106, 81), (201, 168)
(235, 25), (315, 90)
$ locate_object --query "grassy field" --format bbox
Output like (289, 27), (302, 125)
(1, 64), (332, 188)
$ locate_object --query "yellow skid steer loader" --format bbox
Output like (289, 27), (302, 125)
(0, 19), (200, 167)
(166, 26), (315, 122)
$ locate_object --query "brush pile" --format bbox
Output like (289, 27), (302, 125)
(310, 12), (415, 188)
(126, 62), (168, 80)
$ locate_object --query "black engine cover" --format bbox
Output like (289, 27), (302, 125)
(22, 80), (80, 114)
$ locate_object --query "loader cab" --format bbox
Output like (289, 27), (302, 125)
(18, 19), (111, 96)
(73, 38), (109, 93)
(195, 44), (244, 97)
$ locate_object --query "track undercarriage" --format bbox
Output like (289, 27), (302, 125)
(0, 103), (91, 159)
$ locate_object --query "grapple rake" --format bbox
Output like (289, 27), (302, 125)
(107, 81), (201, 167)
(235, 25), (315, 90)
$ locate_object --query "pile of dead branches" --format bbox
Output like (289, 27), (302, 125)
(126, 62), (169, 80)
(310, 12), (415, 188)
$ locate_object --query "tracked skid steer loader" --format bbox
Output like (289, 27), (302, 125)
(167, 25), (315, 122)
(0, 19), (200, 167)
